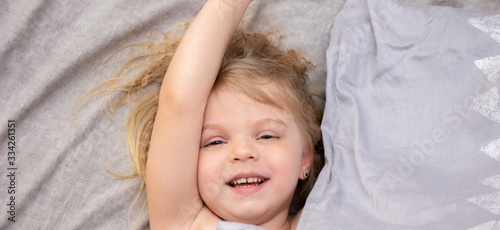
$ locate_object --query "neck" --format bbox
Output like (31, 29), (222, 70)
(257, 209), (292, 230)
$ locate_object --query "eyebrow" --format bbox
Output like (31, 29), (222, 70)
(254, 118), (288, 129)
(201, 123), (226, 133)
(202, 118), (288, 133)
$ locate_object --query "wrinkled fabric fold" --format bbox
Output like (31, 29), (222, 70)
(299, 0), (500, 229)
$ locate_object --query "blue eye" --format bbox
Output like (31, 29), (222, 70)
(210, 140), (224, 145)
(259, 135), (276, 140)
(203, 140), (224, 147)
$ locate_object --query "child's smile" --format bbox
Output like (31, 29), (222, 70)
(227, 172), (269, 195)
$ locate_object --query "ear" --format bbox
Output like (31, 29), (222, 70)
(300, 143), (313, 180)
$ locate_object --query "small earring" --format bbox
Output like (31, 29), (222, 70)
(303, 172), (309, 179)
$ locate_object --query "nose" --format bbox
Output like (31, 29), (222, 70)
(230, 139), (258, 162)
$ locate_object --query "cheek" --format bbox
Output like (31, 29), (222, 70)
(198, 153), (221, 181)
(197, 152), (211, 178)
(197, 152), (226, 200)
(265, 143), (303, 177)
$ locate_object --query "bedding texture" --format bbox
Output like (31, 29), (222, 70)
(0, 1), (341, 229)
(299, 0), (500, 229)
(2, 0), (500, 229)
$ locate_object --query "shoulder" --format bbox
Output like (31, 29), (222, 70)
(190, 206), (221, 230)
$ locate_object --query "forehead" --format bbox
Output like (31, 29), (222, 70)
(203, 90), (293, 126)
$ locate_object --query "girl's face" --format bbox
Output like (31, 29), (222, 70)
(198, 89), (311, 226)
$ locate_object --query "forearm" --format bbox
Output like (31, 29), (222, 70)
(160, 0), (252, 108)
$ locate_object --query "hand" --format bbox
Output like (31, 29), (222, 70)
(204, 0), (253, 32)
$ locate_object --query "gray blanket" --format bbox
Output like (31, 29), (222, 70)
(1, 0), (499, 229)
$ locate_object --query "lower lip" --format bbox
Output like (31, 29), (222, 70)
(228, 180), (267, 195)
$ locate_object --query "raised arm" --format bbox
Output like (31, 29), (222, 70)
(146, 1), (252, 229)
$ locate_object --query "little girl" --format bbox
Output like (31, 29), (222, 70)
(80, 0), (323, 229)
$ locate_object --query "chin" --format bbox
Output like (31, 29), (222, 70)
(216, 202), (278, 225)
(223, 214), (269, 226)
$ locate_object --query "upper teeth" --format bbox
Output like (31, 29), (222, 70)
(232, 177), (263, 185)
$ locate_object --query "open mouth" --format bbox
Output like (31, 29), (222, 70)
(228, 177), (268, 188)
